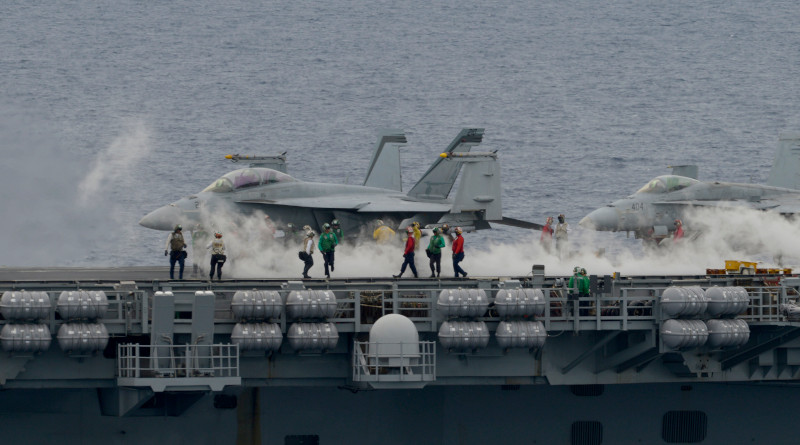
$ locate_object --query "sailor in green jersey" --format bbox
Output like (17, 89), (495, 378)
(331, 219), (344, 244)
(318, 223), (338, 278)
(426, 227), (446, 277)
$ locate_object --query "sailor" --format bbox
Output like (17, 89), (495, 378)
(540, 216), (554, 253)
(568, 267), (581, 295)
(393, 226), (418, 278)
(283, 222), (300, 247)
(579, 267), (592, 314)
(555, 214), (569, 259)
(165, 225), (188, 280)
(331, 219), (344, 244)
(263, 214), (277, 242)
(568, 266), (591, 314)
(300, 229), (315, 279)
(191, 224), (209, 276)
(440, 223), (455, 246)
(411, 221), (422, 250)
(318, 223), (338, 278)
(566, 266), (581, 316)
(426, 227), (446, 278)
(673, 219), (685, 242)
(373, 220), (395, 245)
(451, 227), (467, 278)
(207, 232), (227, 282)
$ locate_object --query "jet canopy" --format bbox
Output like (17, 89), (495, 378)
(636, 175), (699, 194)
(202, 168), (297, 193)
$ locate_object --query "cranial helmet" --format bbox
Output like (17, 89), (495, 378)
(407, 226), (414, 233)
(175, 225), (182, 231)
(323, 223), (331, 229)
(580, 268), (587, 275)
(306, 231), (314, 237)
(433, 227), (440, 233)
(573, 266), (580, 273)
(332, 219), (340, 226)
(413, 221), (420, 227)
(214, 232), (222, 238)
(455, 227), (462, 234)
(287, 223), (294, 228)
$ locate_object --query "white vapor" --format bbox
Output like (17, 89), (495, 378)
(178, 202), (800, 280)
(78, 120), (152, 206)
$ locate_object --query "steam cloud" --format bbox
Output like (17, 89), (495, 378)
(183, 204), (800, 279)
(0, 115), (154, 266)
(78, 120), (152, 206)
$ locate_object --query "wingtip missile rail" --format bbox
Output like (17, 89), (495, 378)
(439, 151), (498, 160)
(225, 153), (287, 163)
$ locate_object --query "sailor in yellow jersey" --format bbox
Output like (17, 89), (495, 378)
(373, 220), (396, 245)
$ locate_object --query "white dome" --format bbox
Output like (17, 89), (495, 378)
(368, 314), (420, 360)
(369, 314), (419, 344)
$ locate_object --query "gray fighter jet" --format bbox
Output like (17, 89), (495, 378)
(579, 133), (800, 242)
(139, 128), (538, 235)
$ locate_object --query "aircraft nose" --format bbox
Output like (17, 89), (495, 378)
(139, 204), (185, 231)
(579, 206), (619, 231)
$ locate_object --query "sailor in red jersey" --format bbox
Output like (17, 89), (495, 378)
(393, 227), (419, 278)
(673, 219), (684, 242)
(540, 216), (554, 252)
(451, 227), (467, 278)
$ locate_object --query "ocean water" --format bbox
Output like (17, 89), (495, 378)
(2, 0), (800, 275)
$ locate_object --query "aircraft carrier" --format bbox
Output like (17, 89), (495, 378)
(1, 266), (800, 445)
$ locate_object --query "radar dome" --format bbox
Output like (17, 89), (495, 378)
(369, 314), (420, 363)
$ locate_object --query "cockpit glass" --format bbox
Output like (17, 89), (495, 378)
(204, 178), (233, 193)
(232, 169), (261, 189)
(635, 175), (698, 194)
(202, 168), (296, 193)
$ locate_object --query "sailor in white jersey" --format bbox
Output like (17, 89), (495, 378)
(207, 232), (227, 281)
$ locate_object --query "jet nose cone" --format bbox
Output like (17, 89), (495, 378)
(580, 206), (619, 231)
(139, 204), (185, 231)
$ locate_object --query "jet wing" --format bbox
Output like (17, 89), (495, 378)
(653, 200), (778, 209)
(355, 200), (452, 213)
(237, 196), (452, 213)
(653, 199), (800, 213)
(493, 217), (544, 230)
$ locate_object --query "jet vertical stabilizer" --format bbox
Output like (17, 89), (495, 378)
(767, 133), (800, 190)
(363, 129), (407, 191)
(449, 152), (502, 221)
(407, 128), (484, 200)
(670, 165), (698, 179)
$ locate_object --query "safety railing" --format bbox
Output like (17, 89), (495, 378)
(117, 343), (239, 379)
(352, 341), (436, 384)
(5, 277), (798, 337)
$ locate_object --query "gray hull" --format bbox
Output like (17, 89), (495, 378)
(1, 267), (798, 444)
(0, 383), (797, 444)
